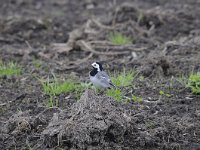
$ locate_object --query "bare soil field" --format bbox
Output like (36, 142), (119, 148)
(0, 0), (200, 149)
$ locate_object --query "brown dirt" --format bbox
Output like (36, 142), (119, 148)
(0, 0), (200, 149)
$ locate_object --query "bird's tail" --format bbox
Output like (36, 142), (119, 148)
(109, 82), (117, 89)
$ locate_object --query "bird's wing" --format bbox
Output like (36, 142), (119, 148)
(96, 71), (115, 87)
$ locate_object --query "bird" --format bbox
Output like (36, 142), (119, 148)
(89, 62), (116, 89)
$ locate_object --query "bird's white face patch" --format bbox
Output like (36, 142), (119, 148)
(91, 62), (100, 71)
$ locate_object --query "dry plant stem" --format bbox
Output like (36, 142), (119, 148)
(88, 40), (114, 45)
(94, 45), (147, 52)
(52, 18), (113, 53)
(91, 19), (114, 30)
(77, 40), (131, 55)
(52, 27), (84, 53)
(51, 9), (153, 69)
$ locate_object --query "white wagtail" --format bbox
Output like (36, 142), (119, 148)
(89, 62), (116, 88)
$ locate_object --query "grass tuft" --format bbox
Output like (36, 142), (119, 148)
(106, 69), (137, 102)
(41, 78), (77, 96)
(109, 32), (132, 45)
(132, 95), (143, 103)
(111, 69), (136, 87)
(106, 88), (123, 102)
(188, 72), (200, 94)
(0, 60), (21, 76)
(159, 90), (171, 97)
(39, 74), (89, 107)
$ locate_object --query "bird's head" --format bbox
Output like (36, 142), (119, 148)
(91, 62), (103, 72)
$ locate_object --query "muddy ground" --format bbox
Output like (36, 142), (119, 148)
(0, 0), (200, 149)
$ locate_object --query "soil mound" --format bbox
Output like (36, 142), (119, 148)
(41, 90), (135, 149)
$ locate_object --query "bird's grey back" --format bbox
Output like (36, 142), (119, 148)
(95, 71), (112, 87)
